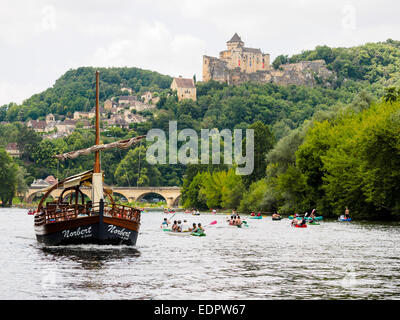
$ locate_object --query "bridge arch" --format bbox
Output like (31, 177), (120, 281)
(135, 192), (167, 204)
(172, 195), (181, 207)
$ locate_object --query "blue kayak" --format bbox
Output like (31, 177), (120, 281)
(338, 216), (352, 222)
(249, 216), (262, 219)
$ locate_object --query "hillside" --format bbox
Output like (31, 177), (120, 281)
(0, 67), (172, 122)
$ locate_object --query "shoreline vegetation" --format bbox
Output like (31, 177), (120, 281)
(1, 41), (400, 220)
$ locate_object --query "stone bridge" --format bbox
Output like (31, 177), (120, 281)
(25, 186), (182, 208)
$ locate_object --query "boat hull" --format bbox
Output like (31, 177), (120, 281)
(35, 215), (139, 246)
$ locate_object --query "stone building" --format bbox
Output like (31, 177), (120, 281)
(170, 76), (197, 101)
(203, 33), (335, 87)
(27, 119), (47, 132)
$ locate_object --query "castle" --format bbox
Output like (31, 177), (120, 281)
(203, 33), (335, 87)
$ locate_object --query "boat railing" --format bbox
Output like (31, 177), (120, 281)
(34, 202), (98, 226)
(34, 202), (140, 226)
(104, 203), (141, 223)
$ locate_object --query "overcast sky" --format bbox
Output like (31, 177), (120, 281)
(0, 0), (398, 106)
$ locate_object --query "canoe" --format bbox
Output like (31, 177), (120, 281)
(191, 231), (206, 237)
(249, 216), (262, 219)
(162, 229), (191, 236)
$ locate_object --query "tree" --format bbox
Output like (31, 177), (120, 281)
(242, 121), (275, 188)
(0, 148), (18, 206)
(114, 145), (162, 186)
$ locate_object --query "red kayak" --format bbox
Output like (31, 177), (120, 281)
(293, 224), (307, 228)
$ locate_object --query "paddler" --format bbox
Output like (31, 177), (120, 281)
(344, 207), (350, 219)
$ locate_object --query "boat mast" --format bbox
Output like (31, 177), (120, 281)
(92, 71), (104, 206)
(94, 70), (101, 173)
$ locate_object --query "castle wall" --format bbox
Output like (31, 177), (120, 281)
(203, 55), (334, 87)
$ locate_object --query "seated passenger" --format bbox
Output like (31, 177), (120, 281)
(161, 218), (169, 229)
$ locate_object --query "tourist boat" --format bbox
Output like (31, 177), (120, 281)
(34, 71), (145, 246)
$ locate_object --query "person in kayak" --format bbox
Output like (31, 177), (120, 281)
(172, 220), (178, 231)
(345, 207), (350, 219)
(197, 223), (204, 232)
(236, 215), (242, 226)
(191, 223), (198, 232)
(299, 216), (307, 226)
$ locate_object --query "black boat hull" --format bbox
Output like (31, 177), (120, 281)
(35, 216), (139, 246)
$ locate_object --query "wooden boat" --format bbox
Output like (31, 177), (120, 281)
(33, 72), (145, 246)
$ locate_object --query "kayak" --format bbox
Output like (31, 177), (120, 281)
(289, 215), (323, 220)
(272, 217), (282, 221)
(292, 224), (307, 228)
(249, 216), (262, 219)
(305, 216), (323, 220)
(308, 222), (320, 225)
(338, 216), (352, 221)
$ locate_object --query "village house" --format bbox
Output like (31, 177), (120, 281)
(170, 76), (197, 101)
(55, 119), (77, 135)
(118, 95), (137, 106)
(141, 91), (160, 105)
(27, 119), (47, 132)
(44, 175), (58, 185)
(73, 111), (90, 120)
(104, 99), (118, 110)
(5, 142), (20, 158)
(31, 179), (51, 188)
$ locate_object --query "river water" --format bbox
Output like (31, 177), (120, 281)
(0, 208), (399, 300)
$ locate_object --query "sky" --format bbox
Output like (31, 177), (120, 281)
(0, 0), (399, 106)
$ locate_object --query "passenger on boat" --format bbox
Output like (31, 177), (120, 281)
(299, 217), (307, 226)
(191, 223), (197, 232)
(172, 220), (178, 231)
(181, 219), (189, 232)
(250, 212), (255, 216)
(272, 213), (280, 219)
(177, 220), (183, 232)
(197, 223), (204, 232)
(236, 215), (242, 226)
(161, 218), (169, 229)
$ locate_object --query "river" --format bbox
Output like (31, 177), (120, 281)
(0, 208), (399, 299)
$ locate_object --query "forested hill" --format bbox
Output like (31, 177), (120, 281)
(0, 67), (172, 122)
(273, 39), (400, 87)
(2, 40), (400, 125)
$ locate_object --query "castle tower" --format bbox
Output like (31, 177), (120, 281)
(226, 33), (244, 50)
